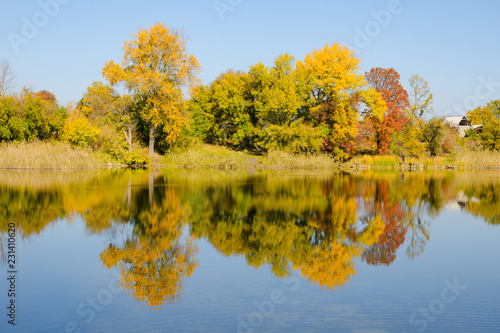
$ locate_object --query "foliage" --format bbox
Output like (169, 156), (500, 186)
(257, 120), (327, 154)
(61, 109), (101, 148)
(464, 127), (479, 141)
(250, 54), (307, 127)
(421, 117), (446, 156)
(467, 105), (493, 126)
(480, 120), (500, 150)
(441, 122), (460, 154)
(190, 70), (255, 148)
(124, 149), (151, 166)
(298, 43), (385, 160)
(0, 95), (19, 141)
(189, 44), (385, 160)
(103, 23), (200, 158)
(408, 74), (433, 118)
(98, 125), (128, 160)
(391, 117), (425, 157)
(0, 89), (67, 142)
(364, 68), (409, 154)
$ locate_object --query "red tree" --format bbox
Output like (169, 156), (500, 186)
(361, 179), (407, 265)
(364, 68), (409, 154)
(35, 90), (57, 104)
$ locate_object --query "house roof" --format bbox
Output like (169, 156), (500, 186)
(445, 116), (468, 126)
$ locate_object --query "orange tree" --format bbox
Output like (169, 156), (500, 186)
(364, 68), (409, 154)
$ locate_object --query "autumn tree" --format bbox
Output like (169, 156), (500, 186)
(35, 90), (56, 104)
(421, 117), (445, 156)
(467, 106), (492, 126)
(79, 81), (135, 152)
(103, 23), (200, 158)
(393, 74), (433, 157)
(250, 54), (307, 127)
(481, 121), (500, 150)
(364, 68), (409, 154)
(298, 43), (385, 160)
(190, 70), (254, 147)
(250, 54), (325, 153)
(408, 74), (433, 118)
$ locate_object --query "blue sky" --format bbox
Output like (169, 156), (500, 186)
(1, 0), (500, 117)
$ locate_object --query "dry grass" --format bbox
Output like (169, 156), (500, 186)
(162, 145), (339, 170)
(350, 155), (399, 168)
(162, 144), (254, 169)
(261, 150), (338, 169)
(452, 149), (500, 169)
(0, 141), (112, 169)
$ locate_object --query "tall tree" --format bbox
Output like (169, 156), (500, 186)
(364, 68), (409, 154)
(394, 74), (433, 157)
(408, 74), (433, 118)
(297, 43), (385, 160)
(103, 23), (200, 158)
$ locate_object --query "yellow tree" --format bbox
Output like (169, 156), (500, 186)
(100, 189), (198, 308)
(79, 81), (135, 151)
(393, 74), (433, 157)
(297, 43), (385, 160)
(103, 23), (200, 158)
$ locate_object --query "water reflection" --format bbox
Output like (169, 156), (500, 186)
(0, 170), (499, 306)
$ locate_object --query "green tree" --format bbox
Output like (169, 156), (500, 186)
(250, 54), (307, 127)
(190, 70), (255, 148)
(421, 117), (445, 156)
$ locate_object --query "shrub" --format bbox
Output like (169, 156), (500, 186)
(99, 125), (128, 160)
(257, 120), (327, 154)
(61, 110), (101, 148)
(124, 149), (150, 166)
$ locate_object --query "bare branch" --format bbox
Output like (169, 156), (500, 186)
(0, 59), (16, 95)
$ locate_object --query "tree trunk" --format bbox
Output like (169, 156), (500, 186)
(149, 124), (155, 159)
(124, 126), (133, 152)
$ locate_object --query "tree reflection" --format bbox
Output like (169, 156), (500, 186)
(360, 178), (408, 265)
(101, 187), (198, 309)
(1, 169), (499, 298)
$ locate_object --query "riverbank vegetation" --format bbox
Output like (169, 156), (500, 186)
(1, 23), (499, 169)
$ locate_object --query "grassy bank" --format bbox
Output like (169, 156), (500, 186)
(162, 144), (339, 170)
(0, 141), (113, 169)
(1, 141), (499, 170)
(348, 149), (500, 170)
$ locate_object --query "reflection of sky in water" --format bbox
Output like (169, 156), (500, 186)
(0, 171), (499, 332)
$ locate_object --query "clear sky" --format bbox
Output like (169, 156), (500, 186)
(1, 0), (500, 117)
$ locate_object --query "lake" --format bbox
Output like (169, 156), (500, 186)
(0, 169), (499, 332)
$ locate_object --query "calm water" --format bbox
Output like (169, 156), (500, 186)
(0, 169), (499, 333)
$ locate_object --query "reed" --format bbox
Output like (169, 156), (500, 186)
(0, 141), (111, 169)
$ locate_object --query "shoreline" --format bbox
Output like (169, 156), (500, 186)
(1, 141), (499, 171)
